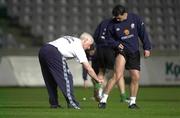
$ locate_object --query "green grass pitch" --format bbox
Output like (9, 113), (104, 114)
(0, 87), (180, 118)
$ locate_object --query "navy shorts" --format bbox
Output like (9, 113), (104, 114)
(96, 47), (115, 71)
(115, 49), (140, 71)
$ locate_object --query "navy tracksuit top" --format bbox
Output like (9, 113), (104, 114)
(94, 13), (152, 53)
(93, 18), (112, 47)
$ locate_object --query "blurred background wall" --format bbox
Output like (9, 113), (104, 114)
(0, 0), (180, 86)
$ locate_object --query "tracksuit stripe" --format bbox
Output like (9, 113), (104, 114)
(62, 57), (78, 108)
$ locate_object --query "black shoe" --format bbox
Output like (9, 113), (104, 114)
(68, 104), (81, 109)
(50, 105), (63, 109)
(128, 104), (140, 109)
(98, 102), (106, 109)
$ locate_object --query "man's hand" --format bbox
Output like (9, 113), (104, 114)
(82, 62), (104, 84)
(144, 50), (150, 58)
(96, 78), (104, 83)
(118, 43), (124, 49)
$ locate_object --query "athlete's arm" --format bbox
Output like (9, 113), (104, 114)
(82, 62), (104, 83)
(136, 16), (152, 51)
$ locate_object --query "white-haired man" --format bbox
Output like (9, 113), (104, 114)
(38, 32), (104, 109)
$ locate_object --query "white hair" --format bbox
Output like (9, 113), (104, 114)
(80, 32), (94, 43)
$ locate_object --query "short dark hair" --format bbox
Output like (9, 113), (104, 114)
(112, 4), (126, 17)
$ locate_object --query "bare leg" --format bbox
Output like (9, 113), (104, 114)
(115, 55), (126, 81)
(100, 54), (126, 103)
(117, 74), (125, 94)
(103, 72), (116, 94)
(129, 69), (140, 105)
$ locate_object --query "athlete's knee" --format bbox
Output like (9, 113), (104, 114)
(131, 73), (140, 82)
(130, 70), (140, 81)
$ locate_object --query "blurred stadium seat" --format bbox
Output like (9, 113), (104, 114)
(1, 0), (179, 50)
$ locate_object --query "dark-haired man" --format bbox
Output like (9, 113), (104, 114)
(98, 5), (151, 109)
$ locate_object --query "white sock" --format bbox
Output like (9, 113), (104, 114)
(129, 97), (136, 105)
(100, 94), (108, 103)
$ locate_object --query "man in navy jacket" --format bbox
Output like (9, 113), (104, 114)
(99, 4), (152, 109)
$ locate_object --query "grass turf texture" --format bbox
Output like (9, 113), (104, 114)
(0, 87), (180, 118)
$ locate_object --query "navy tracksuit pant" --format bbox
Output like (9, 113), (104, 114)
(38, 44), (79, 108)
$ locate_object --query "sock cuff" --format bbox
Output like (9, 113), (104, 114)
(95, 83), (102, 89)
(130, 97), (136, 99)
(103, 93), (108, 98)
